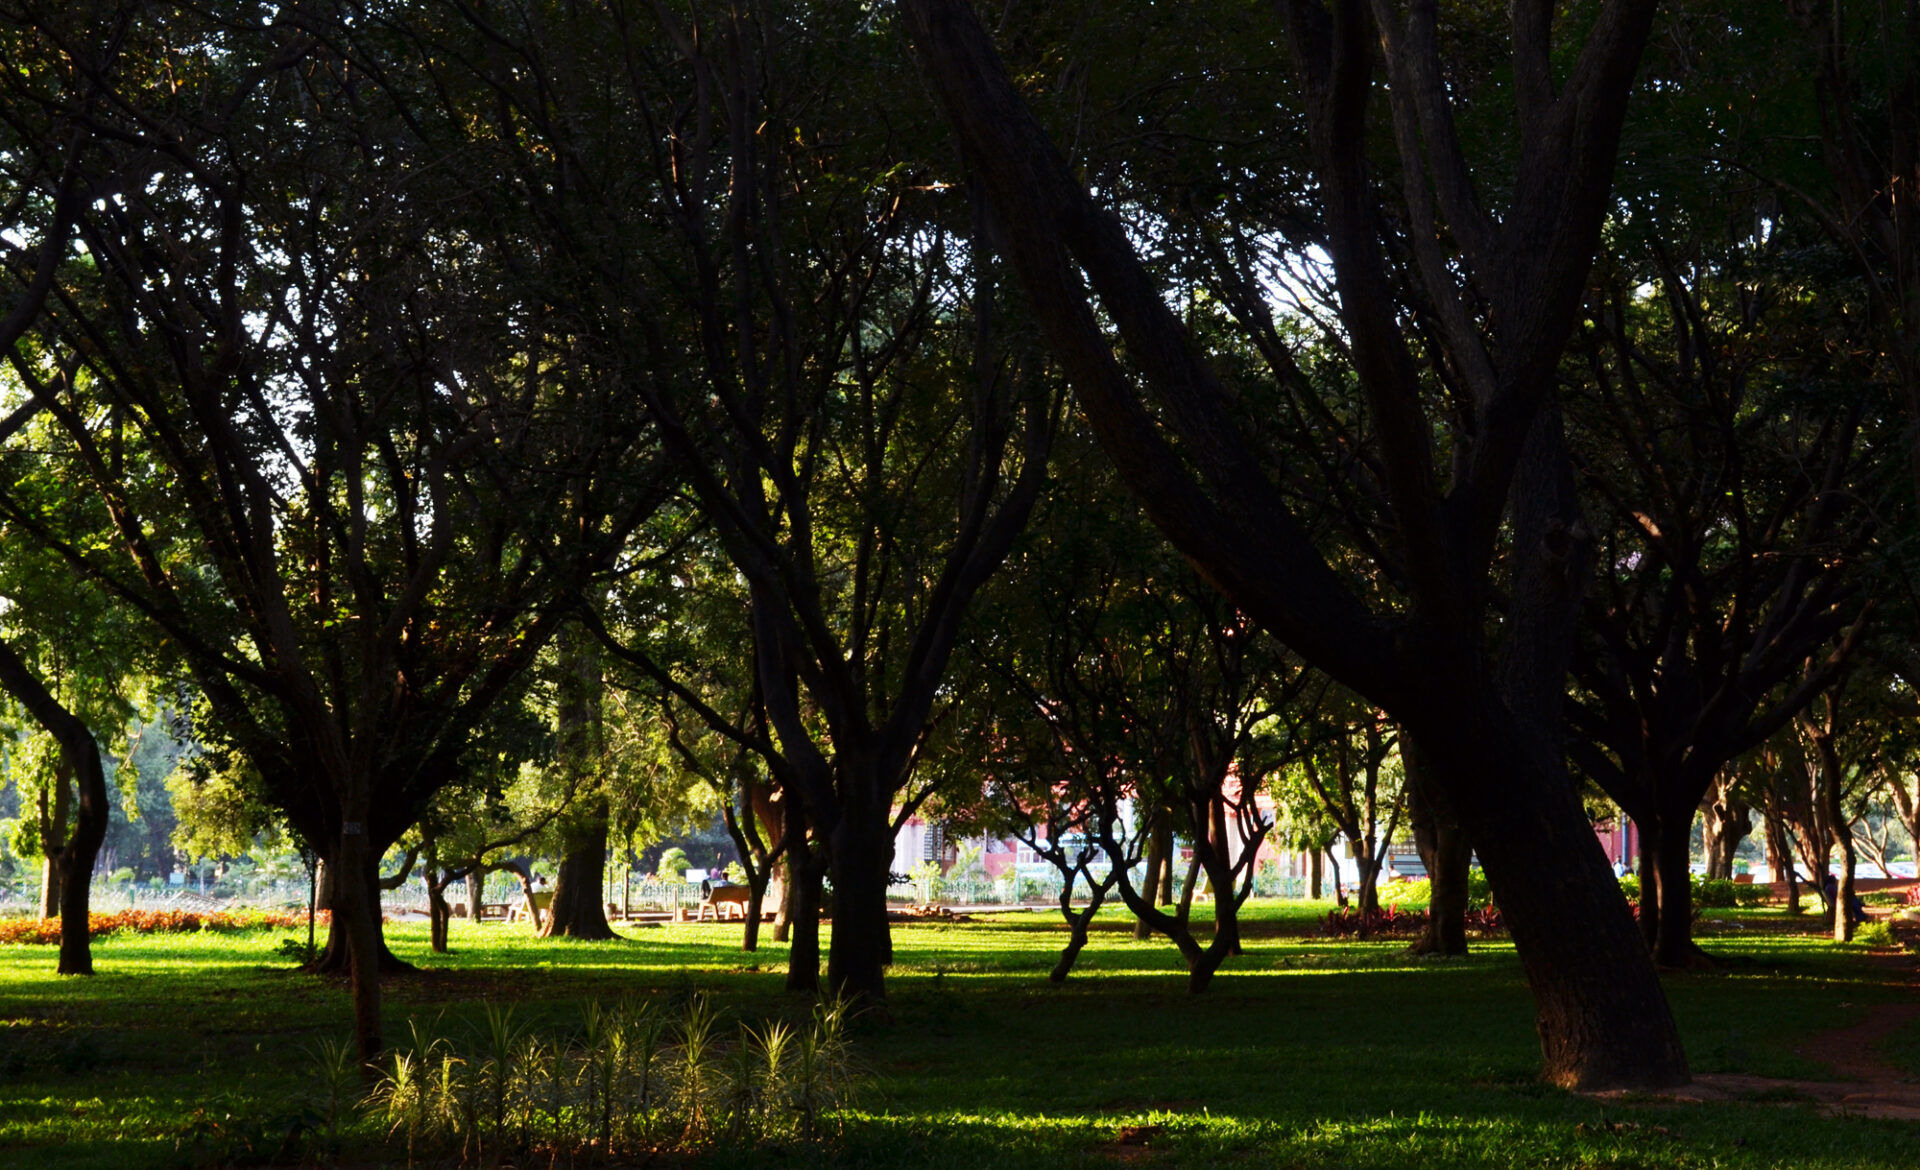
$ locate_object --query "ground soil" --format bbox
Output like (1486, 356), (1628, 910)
(1594, 913), (1920, 1121)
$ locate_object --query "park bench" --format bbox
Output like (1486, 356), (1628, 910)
(507, 890), (552, 924)
(699, 883), (751, 921)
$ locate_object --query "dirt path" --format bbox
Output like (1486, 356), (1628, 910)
(1594, 937), (1920, 1121)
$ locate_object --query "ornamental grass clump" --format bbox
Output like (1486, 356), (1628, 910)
(352, 992), (862, 1164)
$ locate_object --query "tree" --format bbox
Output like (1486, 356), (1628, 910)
(900, 0), (1688, 1087)
(0, 7), (666, 1059)
(420, 0), (1064, 1004)
(1564, 223), (1876, 967)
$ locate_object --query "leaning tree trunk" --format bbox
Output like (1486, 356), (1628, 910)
(543, 799), (617, 940)
(0, 638), (112, 975)
(1426, 725), (1690, 1091)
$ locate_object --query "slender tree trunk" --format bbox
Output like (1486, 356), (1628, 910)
(742, 869), (766, 952)
(543, 799), (617, 940)
(1822, 750), (1858, 942)
(785, 845), (823, 993)
(1134, 822), (1167, 940)
(334, 823), (384, 1062)
(1765, 806), (1801, 912)
(427, 872), (451, 953)
(38, 769), (70, 922)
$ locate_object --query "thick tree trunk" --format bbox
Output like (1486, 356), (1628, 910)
(826, 818), (894, 1006)
(466, 871), (484, 923)
(1427, 730), (1689, 1090)
(1309, 848), (1323, 900)
(1701, 783), (1751, 881)
(771, 872), (793, 943)
(1635, 825), (1660, 948)
(543, 800), (617, 940)
(1650, 813), (1706, 969)
(310, 860), (416, 975)
(1410, 782), (1470, 956)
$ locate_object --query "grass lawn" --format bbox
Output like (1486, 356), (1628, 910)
(0, 899), (1915, 1168)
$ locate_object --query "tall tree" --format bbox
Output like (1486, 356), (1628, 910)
(0, 7), (665, 1059)
(900, 0), (1687, 1087)
(421, 1), (1063, 1003)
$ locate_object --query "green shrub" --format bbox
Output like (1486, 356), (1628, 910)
(1854, 920), (1896, 948)
(1692, 875), (1771, 908)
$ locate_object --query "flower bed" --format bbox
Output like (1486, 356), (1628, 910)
(0, 908), (319, 945)
(1322, 905), (1504, 938)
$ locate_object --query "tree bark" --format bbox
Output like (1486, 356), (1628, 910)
(825, 814), (894, 1007)
(1407, 746), (1469, 956)
(785, 843), (824, 994)
(1649, 811), (1706, 969)
(1423, 721), (1689, 1090)
(0, 638), (111, 975)
(38, 767), (70, 923)
(1309, 847), (1323, 900)
(542, 799), (617, 940)
(334, 823), (384, 1062)
(1134, 818), (1169, 939)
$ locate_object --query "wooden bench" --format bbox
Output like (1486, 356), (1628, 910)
(507, 890), (552, 924)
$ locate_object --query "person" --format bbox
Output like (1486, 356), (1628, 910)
(1821, 872), (1867, 926)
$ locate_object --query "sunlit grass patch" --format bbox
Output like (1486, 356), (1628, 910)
(0, 903), (1915, 1167)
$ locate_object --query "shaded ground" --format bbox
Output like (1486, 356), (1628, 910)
(1598, 916), (1920, 1121)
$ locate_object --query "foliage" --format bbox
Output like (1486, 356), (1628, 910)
(1692, 877), (1774, 909)
(1321, 906), (1506, 940)
(1853, 920), (1896, 949)
(0, 907), (312, 945)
